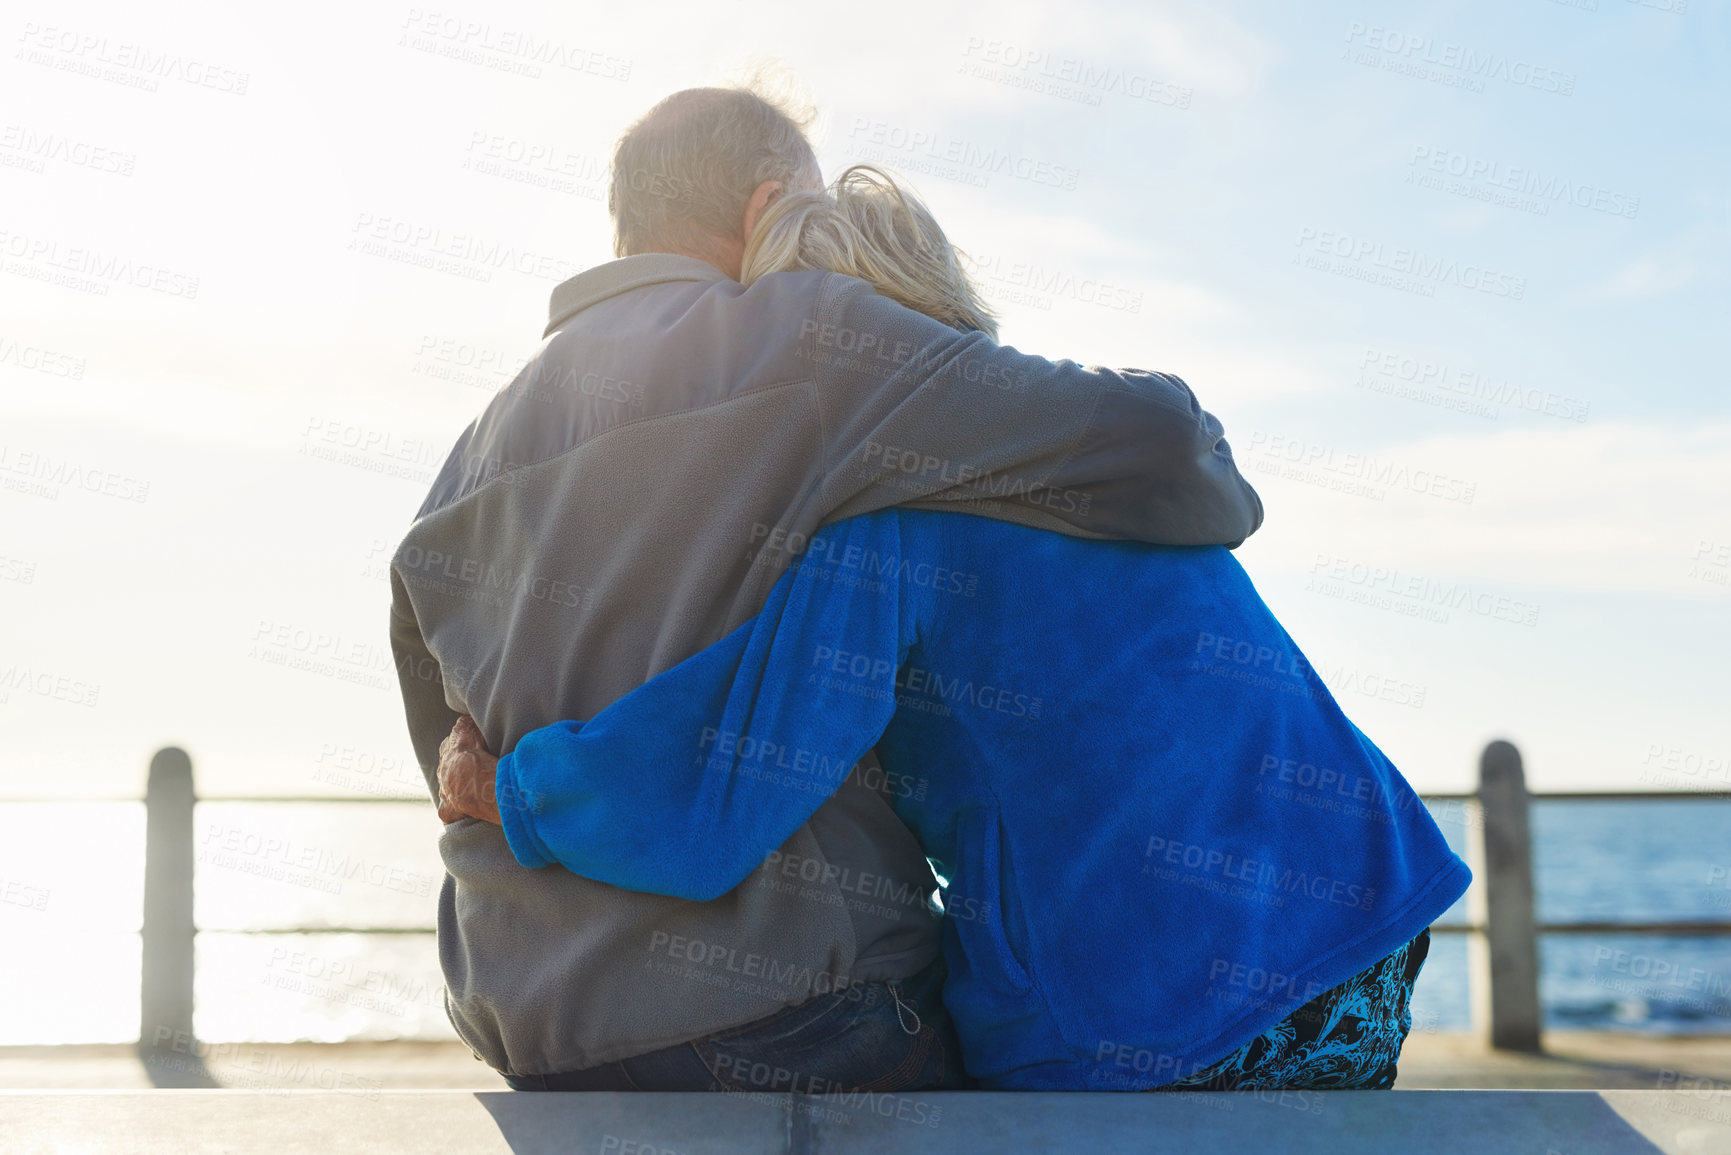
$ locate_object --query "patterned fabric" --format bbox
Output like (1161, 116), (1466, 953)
(1160, 929), (1431, 1092)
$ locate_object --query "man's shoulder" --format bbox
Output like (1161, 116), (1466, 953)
(409, 272), (850, 524)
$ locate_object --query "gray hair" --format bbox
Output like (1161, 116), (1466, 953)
(608, 87), (818, 258)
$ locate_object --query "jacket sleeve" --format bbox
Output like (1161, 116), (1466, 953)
(809, 276), (1263, 547)
(496, 514), (919, 900)
(388, 569), (462, 802)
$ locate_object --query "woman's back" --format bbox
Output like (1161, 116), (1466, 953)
(858, 509), (1468, 1087)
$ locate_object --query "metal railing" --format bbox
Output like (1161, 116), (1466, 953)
(17, 740), (1731, 1062)
(1382, 742), (1731, 1051)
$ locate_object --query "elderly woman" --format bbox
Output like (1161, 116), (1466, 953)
(437, 167), (1468, 1093)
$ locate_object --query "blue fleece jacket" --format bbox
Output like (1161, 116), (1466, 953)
(494, 509), (1470, 1089)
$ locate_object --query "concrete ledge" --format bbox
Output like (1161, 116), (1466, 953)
(2, 1090), (1727, 1154)
(12, 1035), (1731, 1092)
(0, 1042), (507, 1090)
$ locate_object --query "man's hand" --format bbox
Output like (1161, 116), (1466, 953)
(437, 715), (502, 826)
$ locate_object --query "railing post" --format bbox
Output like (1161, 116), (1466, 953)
(1479, 740), (1542, 1053)
(140, 747), (197, 1060)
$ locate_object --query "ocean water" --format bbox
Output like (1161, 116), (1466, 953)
(2, 798), (1728, 1044)
(1412, 798), (1731, 1036)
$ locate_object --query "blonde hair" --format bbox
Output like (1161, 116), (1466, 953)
(740, 165), (999, 340)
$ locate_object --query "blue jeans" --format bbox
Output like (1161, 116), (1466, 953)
(503, 954), (968, 1092)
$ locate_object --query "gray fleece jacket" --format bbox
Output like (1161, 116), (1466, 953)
(388, 252), (1262, 1076)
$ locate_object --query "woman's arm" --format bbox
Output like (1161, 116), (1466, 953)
(461, 511), (921, 901)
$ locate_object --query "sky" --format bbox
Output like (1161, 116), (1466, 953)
(3, 0), (1729, 808)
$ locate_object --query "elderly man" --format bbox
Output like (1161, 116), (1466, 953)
(391, 86), (1261, 1092)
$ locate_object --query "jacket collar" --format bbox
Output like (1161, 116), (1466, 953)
(545, 253), (730, 337)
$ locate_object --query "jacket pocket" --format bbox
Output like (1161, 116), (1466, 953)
(952, 805), (1035, 995)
